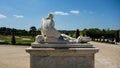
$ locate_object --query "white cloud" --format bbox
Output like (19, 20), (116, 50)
(70, 10), (80, 14)
(0, 14), (7, 19)
(51, 11), (69, 15)
(13, 15), (24, 18)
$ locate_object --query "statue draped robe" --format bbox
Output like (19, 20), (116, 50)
(41, 18), (61, 42)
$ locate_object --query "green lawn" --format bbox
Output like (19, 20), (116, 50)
(0, 35), (34, 45)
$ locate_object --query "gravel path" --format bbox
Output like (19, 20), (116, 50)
(0, 45), (30, 68)
(0, 42), (120, 68)
(89, 41), (120, 68)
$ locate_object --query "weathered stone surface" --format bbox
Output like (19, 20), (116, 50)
(30, 55), (93, 68)
(31, 42), (93, 48)
(26, 46), (99, 68)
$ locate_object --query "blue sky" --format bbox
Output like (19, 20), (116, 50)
(0, 0), (120, 30)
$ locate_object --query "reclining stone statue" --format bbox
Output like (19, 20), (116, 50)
(35, 14), (91, 43)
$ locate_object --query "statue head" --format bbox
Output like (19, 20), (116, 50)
(47, 14), (54, 19)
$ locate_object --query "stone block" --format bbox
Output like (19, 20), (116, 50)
(26, 44), (99, 68)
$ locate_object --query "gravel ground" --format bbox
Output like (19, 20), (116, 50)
(89, 41), (120, 68)
(0, 45), (30, 68)
(0, 42), (120, 68)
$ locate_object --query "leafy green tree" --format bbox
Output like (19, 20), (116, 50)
(36, 28), (41, 35)
(85, 28), (100, 40)
(82, 28), (88, 36)
(29, 26), (37, 37)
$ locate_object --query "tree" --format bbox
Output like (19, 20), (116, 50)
(76, 29), (80, 38)
(36, 28), (41, 35)
(29, 26), (37, 37)
(82, 28), (87, 36)
(11, 29), (16, 45)
(115, 30), (119, 42)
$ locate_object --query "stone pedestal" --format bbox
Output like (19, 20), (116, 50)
(26, 43), (99, 68)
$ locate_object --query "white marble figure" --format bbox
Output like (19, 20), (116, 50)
(35, 35), (43, 43)
(41, 14), (62, 42)
(35, 14), (91, 43)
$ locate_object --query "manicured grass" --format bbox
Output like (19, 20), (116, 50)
(0, 35), (11, 44)
(0, 35), (34, 45)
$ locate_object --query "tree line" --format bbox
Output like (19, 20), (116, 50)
(0, 27), (119, 44)
(0, 26), (40, 37)
(81, 28), (120, 43)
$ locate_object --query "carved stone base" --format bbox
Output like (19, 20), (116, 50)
(31, 42), (93, 48)
(26, 44), (99, 68)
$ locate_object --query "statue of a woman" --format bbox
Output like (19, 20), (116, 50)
(41, 14), (61, 42)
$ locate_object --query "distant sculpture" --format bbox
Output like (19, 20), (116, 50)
(35, 14), (91, 43)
